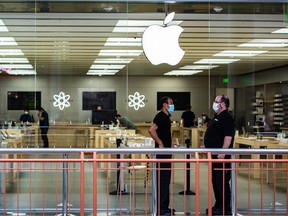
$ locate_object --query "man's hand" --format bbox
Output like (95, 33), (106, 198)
(217, 153), (225, 159)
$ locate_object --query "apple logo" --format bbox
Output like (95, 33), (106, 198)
(142, 12), (185, 66)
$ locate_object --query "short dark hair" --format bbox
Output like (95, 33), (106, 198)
(220, 95), (230, 108)
(159, 96), (170, 108)
(37, 107), (44, 111)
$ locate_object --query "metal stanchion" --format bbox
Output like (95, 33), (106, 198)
(231, 154), (236, 215)
(62, 153), (68, 216)
(152, 154), (157, 216)
(179, 139), (195, 195)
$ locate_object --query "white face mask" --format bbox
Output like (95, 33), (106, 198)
(213, 102), (220, 113)
(24, 111), (28, 114)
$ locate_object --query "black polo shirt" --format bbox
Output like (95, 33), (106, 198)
(204, 109), (235, 149)
(153, 111), (172, 148)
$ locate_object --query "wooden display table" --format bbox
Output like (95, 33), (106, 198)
(38, 123), (97, 148)
(234, 136), (281, 179)
(135, 122), (151, 137)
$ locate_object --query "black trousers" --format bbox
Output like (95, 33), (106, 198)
(211, 158), (231, 210)
(40, 128), (49, 148)
(156, 159), (171, 212)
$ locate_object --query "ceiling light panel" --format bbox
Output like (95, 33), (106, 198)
(87, 70), (119, 76)
(180, 65), (219, 70)
(0, 20), (8, 32)
(272, 28), (288, 34)
(0, 49), (24, 55)
(164, 70), (203, 76)
(213, 50), (267, 57)
(0, 64), (33, 69)
(88, 70), (119, 73)
(90, 64), (126, 69)
(0, 37), (17, 45)
(0, 58), (29, 63)
(8, 70), (36, 75)
(194, 59), (240, 64)
(239, 39), (288, 47)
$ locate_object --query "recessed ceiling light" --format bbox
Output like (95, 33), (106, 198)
(105, 38), (142, 46)
(90, 64), (126, 69)
(8, 70), (36, 75)
(238, 39), (288, 47)
(87, 70), (119, 76)
(94, 58), (133, 64)
(0, 64), (33, 69)
(0, 58), (29, 63)
(0, 20), (8, 32)
(194, 59), (240, 64)
(213, 6), (223, 12)
(0, 49), (24, 55)
(0, 37), (17, 45)
(99, 50), (142, 56)
(180, 65), (218, 70)
(164, 70), (203, 76)
(213, 50), (267, 57)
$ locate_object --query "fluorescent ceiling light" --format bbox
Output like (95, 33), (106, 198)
(180, 65), (218, 70)
(164, 70), (203, 76)
(213, 50), (267, 57)
(8, 70), (36, 75)
(0, 64), (33, 69)
(88, 69), (119, 73)
(99, 50), (142, 56)
(0, 49), (24, 56)
(0, 58), (29, 63)
(238, 39), (288, 47)
(0, 20), (8, 32)
(194, 59), (240, 64)
(94, 58), (133, 64)
(272, 28), (288, 34)
(90, 64), (126, 69)
(0, 37), (17, 45)
(105, 38), (142, 46)
(87, 70), (119, 76)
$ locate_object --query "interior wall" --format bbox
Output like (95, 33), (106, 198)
(0, 75), (225, 124)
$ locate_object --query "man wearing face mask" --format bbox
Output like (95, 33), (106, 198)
(148, 96), (176, 216)
(203, 95), (235, 215)
(20, 108), (32, 123)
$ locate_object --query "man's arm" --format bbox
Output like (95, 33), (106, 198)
(217, 136), (232, 159)
(148, 123), (164, 148)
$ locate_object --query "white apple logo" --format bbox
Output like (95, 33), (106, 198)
(142, 12), (185, 66)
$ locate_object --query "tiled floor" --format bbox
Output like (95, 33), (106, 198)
(1, 153), (287, 215)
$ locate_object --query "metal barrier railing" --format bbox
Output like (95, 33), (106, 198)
(0, 148), (287, 216)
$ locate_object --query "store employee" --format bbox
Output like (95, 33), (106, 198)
(20, 108), (32, 123)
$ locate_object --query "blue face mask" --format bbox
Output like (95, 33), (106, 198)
(168, 104), (175, 113)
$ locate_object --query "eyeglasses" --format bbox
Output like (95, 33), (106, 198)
(214, 100), (221, 103)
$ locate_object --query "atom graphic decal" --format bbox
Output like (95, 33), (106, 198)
(53, 91), (71, 110)
(128, 92), (145, 110)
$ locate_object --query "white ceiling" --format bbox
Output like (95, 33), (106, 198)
(0, 1), (288, 77)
